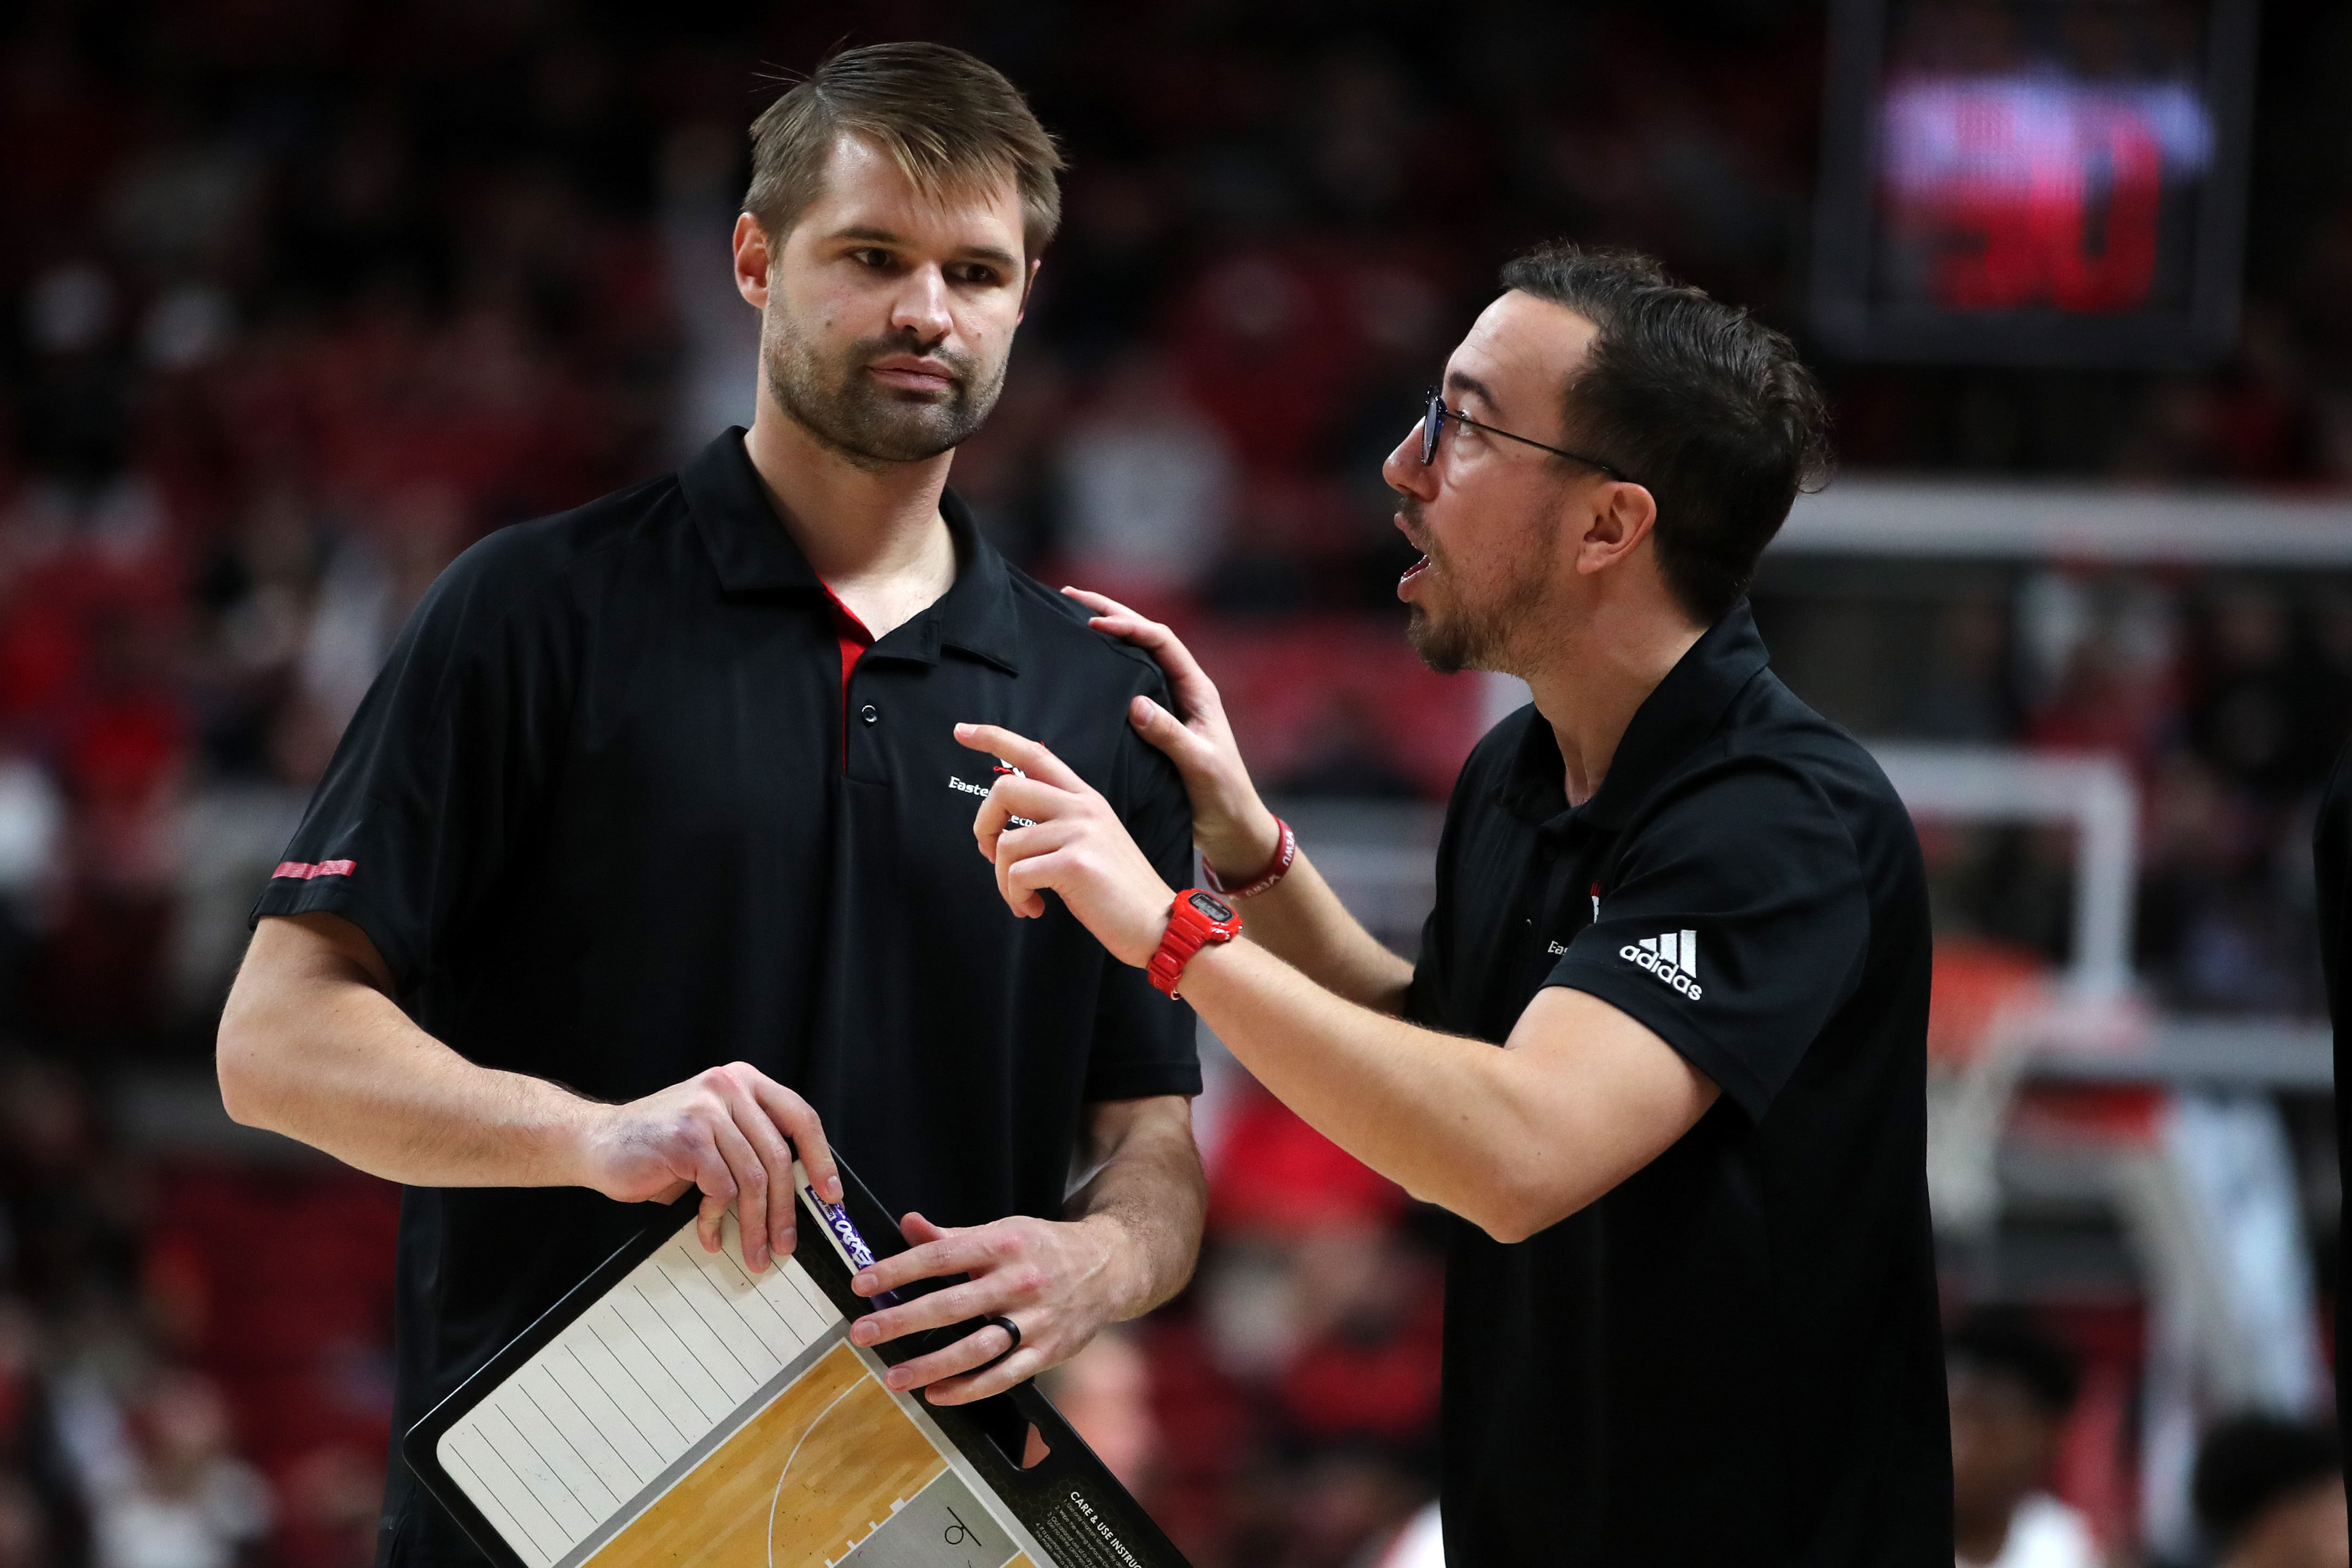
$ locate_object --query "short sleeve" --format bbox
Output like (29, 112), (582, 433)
(1082, 671), (1204, 1102)
(248, 532), (570, 995)
(1545, 761), (1870, 1120)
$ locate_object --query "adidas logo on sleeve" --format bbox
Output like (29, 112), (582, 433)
(1620, 929), (1703, 1000)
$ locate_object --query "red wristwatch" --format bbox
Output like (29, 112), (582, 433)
(1148, 889), (1244, 998)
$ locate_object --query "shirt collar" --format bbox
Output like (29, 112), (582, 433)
(1499, 600), (1773, 833)
(680, 427), (1024, 675)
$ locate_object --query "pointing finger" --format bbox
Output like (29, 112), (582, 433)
(953, 724), (1086, 792)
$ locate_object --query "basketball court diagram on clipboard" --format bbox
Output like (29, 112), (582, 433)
(403, 1159), (1188, 1568)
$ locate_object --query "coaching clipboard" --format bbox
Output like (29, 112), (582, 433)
(404, 1156), (1188, 1568)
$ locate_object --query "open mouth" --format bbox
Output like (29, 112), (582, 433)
(1395, 508), (1431, 587)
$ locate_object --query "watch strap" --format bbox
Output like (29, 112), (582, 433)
(1148, 889), (1242, 999)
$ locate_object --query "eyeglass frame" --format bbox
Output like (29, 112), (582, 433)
(1420, 387), (1634, 484)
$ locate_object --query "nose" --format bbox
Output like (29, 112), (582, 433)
(1383, 418), (1436, 502)
(890, 265), (955, 346)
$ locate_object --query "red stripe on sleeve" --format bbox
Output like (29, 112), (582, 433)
(272, 859), (356, 880)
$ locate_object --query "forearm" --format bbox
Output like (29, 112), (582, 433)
(961, 718), (1716, 1247)
(1225, 846), (1414, 1013)
(1179, 938), (1558, 1238)
(218, 920), (593, 1188)
(1064, 1097), (1207, 1320)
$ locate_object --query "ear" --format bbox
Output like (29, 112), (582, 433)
(1016, 257), (1043, 322)
(732, 213), (773, 310)
(1570, 481), (1659, 578)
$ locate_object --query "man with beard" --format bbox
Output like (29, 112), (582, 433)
(939, 247), (1952, 1563)
(215, 44), (1205, 1567)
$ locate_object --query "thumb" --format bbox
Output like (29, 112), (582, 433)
(899, 1211), (956, 1245)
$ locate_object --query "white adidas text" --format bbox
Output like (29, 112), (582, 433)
(1620, 929), (1703, 1000)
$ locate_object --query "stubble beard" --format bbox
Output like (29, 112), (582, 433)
(762, 312), (1007, 471)
(1405, 515), (1552, 677)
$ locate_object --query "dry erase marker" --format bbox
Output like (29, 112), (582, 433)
(804, 1184), (905, 1307)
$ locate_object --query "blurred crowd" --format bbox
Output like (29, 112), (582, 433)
(0, 1053), (398, 1568)
(1947, 1307), (2347, 1568)
(5, 0), (2352, 1565)
(1755, 565), (2352, 1015)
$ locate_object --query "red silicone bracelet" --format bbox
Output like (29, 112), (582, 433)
(1202, 817), (1295, 900)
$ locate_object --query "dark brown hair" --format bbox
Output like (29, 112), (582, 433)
(1499, 244), (1831, 625)
(744, 42), (1064, 259)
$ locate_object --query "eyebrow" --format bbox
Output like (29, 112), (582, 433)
(826, 226), (1021, 272)
(1444, 369), (1505, 420)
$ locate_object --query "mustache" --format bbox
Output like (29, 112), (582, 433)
(1397, 495), (1430, 549)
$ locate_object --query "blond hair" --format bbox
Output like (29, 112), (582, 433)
(745, 42), (1064, 259)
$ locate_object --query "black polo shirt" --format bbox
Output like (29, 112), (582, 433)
(251, 429), (1199, 1567)
(1408, 603), (1951, 1565)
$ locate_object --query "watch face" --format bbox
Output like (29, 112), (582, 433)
(1187, 891), (1235, 923)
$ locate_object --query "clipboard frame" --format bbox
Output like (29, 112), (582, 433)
(402, 1156), (1190, 1568)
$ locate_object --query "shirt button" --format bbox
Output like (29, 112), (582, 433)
(860, 704), (879, 725)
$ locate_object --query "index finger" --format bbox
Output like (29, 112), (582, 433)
(857, 1231), (994, 1296)
(748, 1077), (842, 1206)
(952, 724), (1086, 792)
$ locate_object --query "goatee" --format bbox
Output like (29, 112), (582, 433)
(1407, 603), (1480, 675)
(1406, 566), (1530, 675)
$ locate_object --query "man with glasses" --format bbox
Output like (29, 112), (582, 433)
(936, 245), (1952, 1563)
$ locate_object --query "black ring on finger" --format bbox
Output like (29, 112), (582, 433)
(979, 1315), (1021, 1369)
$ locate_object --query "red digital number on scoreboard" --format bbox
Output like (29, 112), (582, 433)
(1882, 81), (2172, 315)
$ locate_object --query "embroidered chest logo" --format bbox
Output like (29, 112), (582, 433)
(948, 758), (1034, 826)
(1545, 884), (1607, 957)
(1621, 929), (1704, 1000)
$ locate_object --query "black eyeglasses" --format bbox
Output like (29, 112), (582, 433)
(1420, 388), (1633, 483)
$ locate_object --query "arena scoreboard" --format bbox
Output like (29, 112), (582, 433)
(1811, 0), (2257, 365)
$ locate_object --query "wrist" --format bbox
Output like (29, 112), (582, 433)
(1200, 805), (1282, 889)
(1148, 888), (1244, 996)
(1073, 1211), (1149, 1317)
(543, 1095), (611, 1190)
